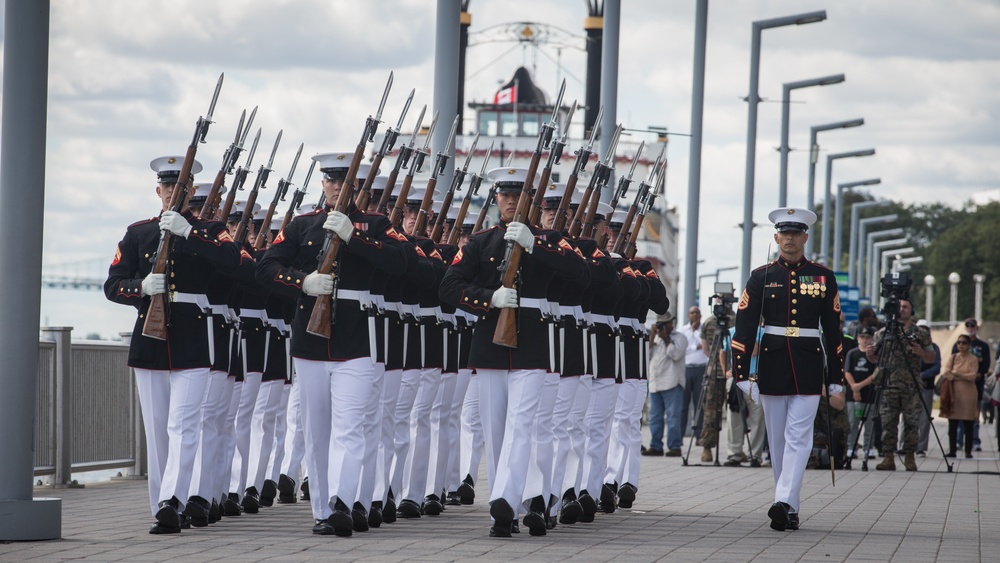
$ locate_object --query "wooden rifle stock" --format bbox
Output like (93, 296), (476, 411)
(410, 174), (440, 236)
(429, 183), (455, 243)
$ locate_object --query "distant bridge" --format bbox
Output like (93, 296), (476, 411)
(42, 258), (107, 291)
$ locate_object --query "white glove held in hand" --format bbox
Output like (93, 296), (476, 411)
(159, 210), (192, 238)
(141, 273), (166, 297)
(302, 271), (334, 296)
(490, 287), (518, 309)
(323, 211), (353, 243)
(828, 384), (845, 396)
(504, 222), (534, 254)
(737, 380), (760, 404)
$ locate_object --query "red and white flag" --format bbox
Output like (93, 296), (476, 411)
(494, 85), (517, 105)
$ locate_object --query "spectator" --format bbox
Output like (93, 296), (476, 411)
(679, 307), (709, 444)
(724, 325), (765, 467)
(915, 319), (940, 456)
(810, 386), (849, 470)
(951, 318), (991, 451)
(845, 327), (877, 460)
(941, 334), (980, 458)
(645, 314), (687, 457)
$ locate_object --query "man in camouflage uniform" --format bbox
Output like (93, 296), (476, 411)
(698, 305), (732, 463)
(866, 299), (936, 471)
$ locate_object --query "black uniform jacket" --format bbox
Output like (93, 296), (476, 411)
(105, 211), (242, 370)
(255, 204), (414, 362)
(731, 256), (844, 395)
(554, 237), (617, 377)
(439, 222), (587, 371)
(588, 255), (636, 378)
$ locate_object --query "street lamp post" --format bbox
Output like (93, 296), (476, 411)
(893, 255), (922, 273)
(834, 178), (881, 270)
(849, 202), (891, 286)
(804, 118), (865, 259)
(697, 272), (716, 308)
(948, 272), (961, 327)
(867, 237), (908, 300)
(973, 274), (986, 323)
(820, 149), (875, 264)
(739, 10), (827, 285)
(861, 227), (904, 297)
(924, 274), (935, 323)
(715, 265), (738, 282)
(778, 74), (847, 207)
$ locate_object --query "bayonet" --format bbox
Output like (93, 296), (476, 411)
(374, 71), (393, 126)
(241, 106), (258, 146)
(199, 72), (224, 143)
(396, 88), (414, 130)
(265, 129), (282, 170)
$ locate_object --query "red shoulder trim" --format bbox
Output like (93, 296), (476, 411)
(128, 216), (158, 228)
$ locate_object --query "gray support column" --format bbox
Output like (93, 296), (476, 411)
(849, 203), (890, 286)
(820, 155), (834, 264)
(433, 0), (461, 192)
(598, 0), (620, 204)
(683, 0), (709, 313)
(41, 327), (74, 488)
(738, 25), (763, 284)
(0, 0), (61, 541)
(804, 129), (820, 259)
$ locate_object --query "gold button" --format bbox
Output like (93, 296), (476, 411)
(792, 299), (797, 304)
(192, 229), (198, 234)
(771, 294), (775, 298)
(792, 289), (797, 294)
(296, 279), (301, 283)
(300, 305), (304, 309)
(791, 320), (797, 326)
(197, 315), (202, 319)
(791, 309), (797, 314)
(817, 348), (822, 352)
(464, 297), (469, 302)
(737, 355), (742, 359)
(144, 253), (150, 258)
(790, 271), (797, 276)
(764, 348), (768, 352)
(278, 275), (284, 279)
(170, 284), (176, 290)
(790, 279), (797, 284)
(473, 300), (479, 304)
(489, 257), (495, 262)
(308, 241), (313, 245)
(139, 314), (144, 319)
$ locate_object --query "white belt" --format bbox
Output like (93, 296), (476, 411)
(441, 312), (457, 325)
(621, 318), (642, 331)
(590, 313), (617, 327)
(559, 305), (585, 320)
(171, 292), (210, 310)
(400, 303), (419, 319)
(239, 308), (266, 321)
(337, 289), (372, 307)
(268, 318), (289, 333)
(763, 325), (821, 338)
(418, 306), (440, 318)
(519, 297), (549, 314)
(372, 294), (387, 312)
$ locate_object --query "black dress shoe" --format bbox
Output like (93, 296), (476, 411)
(489, 498), (514, 538)
(641, 448), (664, 457)
(457, 474), (476, 505)
(260, 479), (277, 507)
(599, 483), (617, 513)
(559, 499), (583, 525)
(241, 487), (260, 514)
(396, 499), (422, 519)
(383, 496), (397, 524)
(155, 499), (181, 529)
(368, 503), (383, 528)
(522, 511), (547, 536)
(329, 499), (354, 537)
(352, 502), (370, 532)
(787, 512), (799, 531)
(183, 496), (210, 528)
(300, 477), (310, 501)
(579, 491), (597, 523)
(208, 499), (220, 524)
(178, 513), (192, 530)
(312, 518), (334, 535)
(768, 502), (790, 531)
(149, 521), (181, 534)
(422, 495), (444, 516)
(223, 493), (242, 517)
(617, 483), (637, 509)
(546, 515), (557, 530)
(750, 458), (763, 468)
(277, 474), (297, 504)
(445, 491), (462, 506)
(511, 521), (520, 534)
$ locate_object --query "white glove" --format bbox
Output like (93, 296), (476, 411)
(737, 380), (760, 404)
(159, 210), (192, 238)
(323, 211), (353, 243)
(828, 384), (845, 396)
(302, 271), (334, 296)
(141, 273), (166, 297)
(490, 287), (518, 309)
(504, 222), (534, 254)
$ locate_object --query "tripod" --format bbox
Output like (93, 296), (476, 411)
(846, 316), (953, 473)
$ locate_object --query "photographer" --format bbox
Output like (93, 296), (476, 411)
(865, 298), (936, 471)
(645, 314), (687, 456)
(698, 298), (735, 463)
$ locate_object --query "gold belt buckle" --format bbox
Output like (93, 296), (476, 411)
(785, 326), (800, 337)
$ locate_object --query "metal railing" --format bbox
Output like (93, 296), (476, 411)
(34, 328), (145, 486)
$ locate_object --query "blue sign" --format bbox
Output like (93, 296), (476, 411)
(841, 285), (861, 322)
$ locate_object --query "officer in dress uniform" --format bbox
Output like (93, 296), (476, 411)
(439, 167), (587, 537)
(255, 152), (414, 537)
(105, 156), (242, 534)
(731, 207), (845, 532)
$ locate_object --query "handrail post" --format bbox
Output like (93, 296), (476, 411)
(41, 327), (81, 489)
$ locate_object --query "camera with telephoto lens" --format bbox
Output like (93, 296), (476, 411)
(711, 282), (738, 329)
(879, 272), (912, 319)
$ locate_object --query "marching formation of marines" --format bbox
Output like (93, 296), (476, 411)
(104, 75), (675, 538)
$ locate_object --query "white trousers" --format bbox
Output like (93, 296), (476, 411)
(280, 373), (306, 484)
(189, 369), (230, 502)
(427, 370), (459, 498)
(549, 375), (581, 516)
(267, 383), (291, 483)
(523, 371), (561, 505)
(459, 373), (484, 486)
(389, 369), (421, 501)
(760, 394), (821, 514)
(444, 368), (473, 493)
(295, 356), (375, 519)
(563, 375), (592, 497)
(221, 378), (240, 495)
(135, 367), (208, 516)
(355, 362), (385, 511)
(375, 368), (403, 505)
(229, 371), (263, 497)
(582, 379), (618, 496)
(246, 379), (285, 493)
(618, 379), (647, 487)
(478, 368), (546, 513)
(402, 367), (442, 501)
(727, 378), (766, 461)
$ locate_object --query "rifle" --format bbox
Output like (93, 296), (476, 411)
(142, 73), (223, 341)
(492, 80), (566, 348)
(254, 142), (303, 250)
(216, 127), (261, 222)
(377, 104), (426, 215)
(551, 103), (598, 233)
(306, 73), (393, 338)
(621, 155), (666, 259)
(571, 123), (622, 239)
(608, 143), (666, 255)
(234, 130), (282, 244)
(281, 160), (316, 231)
(390, 110), (437, 228)
(356, 88), (414, 211)
(527, 97), (574, 227)
(447, 141), (493, 246)
(199, 107), (252, 220)
(430, 133), (479, 242)
(472, 181), (496, 233)
(410, 115), (459, 236)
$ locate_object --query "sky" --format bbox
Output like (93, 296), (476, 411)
(4, 0), (998, 339)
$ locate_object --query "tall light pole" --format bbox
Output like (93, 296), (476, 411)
(948, 272), (961, 327)
(973, 274), (986, 323)
(715, 265), (738, 282)
(867, 237), (908, 300)
(778, 74), (846, 207)
(804, 118), (865, 259)
(739, 10), (827, 285)
(833, 177), (881, 270)
(820, 148), (875, 264)
(849, 202), (891, 286)
(683, 0), (709, 314)
(861, 227), (904, 297)
(924, 275), (935, 323)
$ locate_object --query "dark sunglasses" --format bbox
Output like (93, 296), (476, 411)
(957, 340), (971, 345)
(964, 322), (977, 327)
